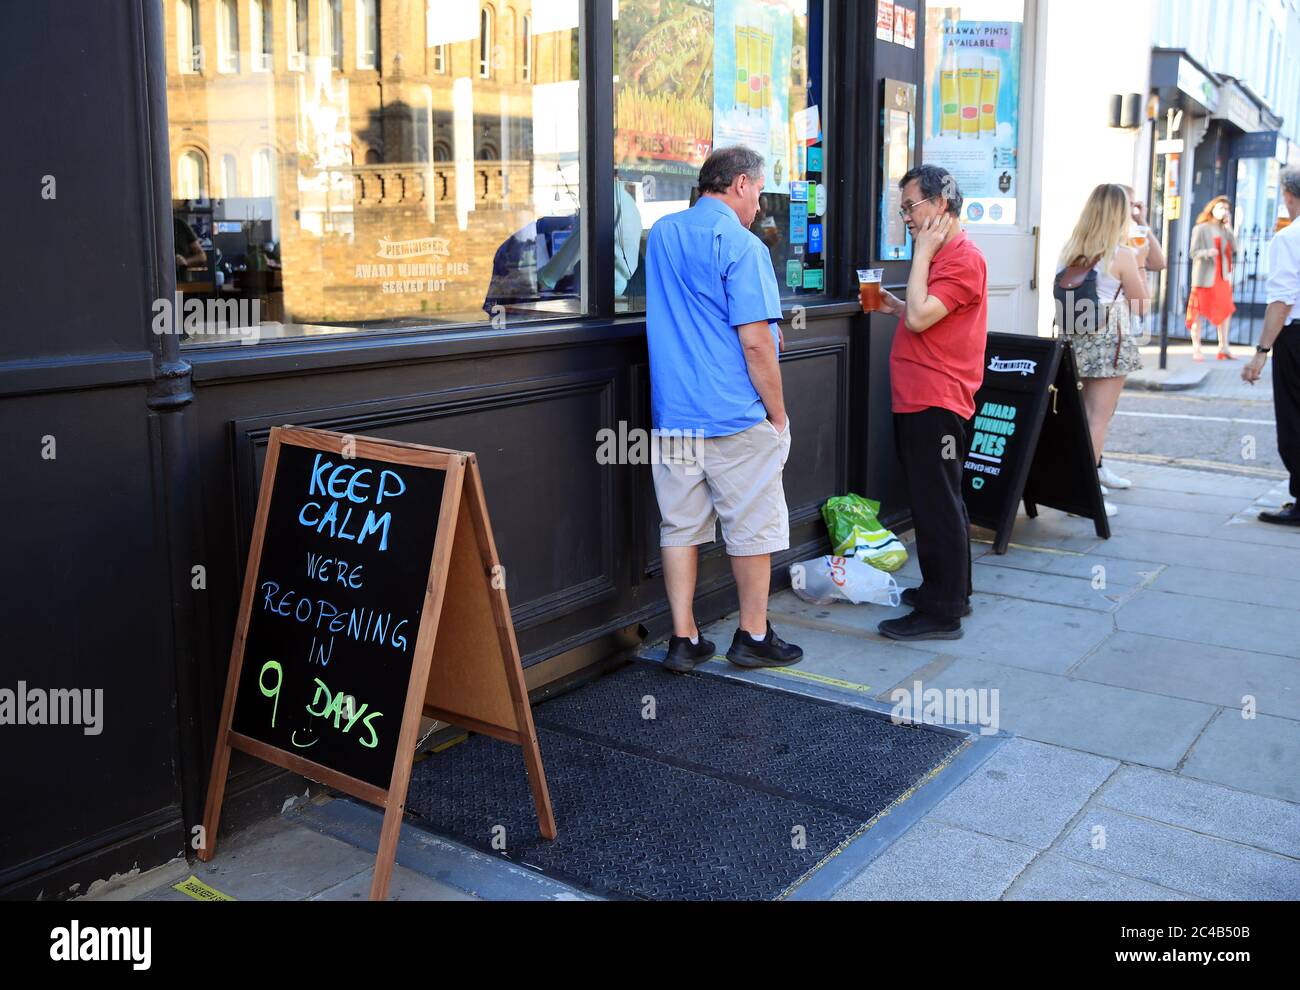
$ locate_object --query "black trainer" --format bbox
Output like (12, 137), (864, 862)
(900, 587), (973, 617)
(878, 610), (963, 641)
(726, 622), (803, 668)
(663, 634), (716, 673)
(1259, 502), (1300, 527)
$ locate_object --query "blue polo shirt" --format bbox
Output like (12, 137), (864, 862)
(646, 196), (784, 437)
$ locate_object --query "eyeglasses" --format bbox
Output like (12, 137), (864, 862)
(898, 196), (938, 219)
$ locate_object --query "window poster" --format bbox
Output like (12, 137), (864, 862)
(712, 0), (797, 193)
(923, 12), (1022, 226)
(877, 1), (896, 41)
(614, 0), (716, 180)
(880, 78), (916, 261)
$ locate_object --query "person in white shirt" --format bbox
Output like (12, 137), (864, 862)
(1243, 166), (1300, 526)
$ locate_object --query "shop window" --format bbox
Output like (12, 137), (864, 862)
(217, 0), (240, 73)
(177, 0), (201, 73)
(162, 0), (586, 346)
(357, 0), (379, 70)
(251, 0), (273, 70)
(614, 0), (827, 311)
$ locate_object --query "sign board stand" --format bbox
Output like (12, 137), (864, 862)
(198, 426), (555, 900)
(964, 334), (1110, 554)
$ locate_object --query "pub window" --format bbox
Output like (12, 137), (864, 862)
(323, 0), (344, 70)
(614, 0), (828, 310)
(479, 5), (494, 79)
(288, 0), (308, 69)
(161, 0), (587, 346)
(521, 14), (532, 81)
(217, 0), (240, 73)
(251, 0), (273, 71)
(357, 0), (379, 70)
(177, 0), (201, 73)
(176, 149), (207, 199)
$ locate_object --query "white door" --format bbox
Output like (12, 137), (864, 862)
(921, 0), (1044, 335)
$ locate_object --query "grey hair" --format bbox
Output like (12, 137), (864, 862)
(699, 146), (765, 195)
(1283, 166), (1300, 200)
(900, 164), (963, 218)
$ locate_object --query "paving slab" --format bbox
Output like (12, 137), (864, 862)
(970, 561), (1137, 612)
(1055, 809), (1300, 900)
(926, 738), (1117, 849)
(829, 821), (1037, 901)
(769, 593), (1114, 676)
(1094, 766), (1300, 860)
(1073, 631), (1300, 719)
(1148, 564), (1300, 612)
(1104, 502), (1238, 539)
(1103, 484), (1260, 517)
(976, 544), (1165, 588)
(309, 864), (476, 901)
(1090, 527), (1300, 578)
(1115, 589), (1300, 658)
(701, 612), (941, 694)
(922, 658), (1217, 768)
(1101, 460), (1274, 498)
(1005, 853), (1195, 900)
(1181, 710), (1300, 804)
(981, 513), (1106, 553)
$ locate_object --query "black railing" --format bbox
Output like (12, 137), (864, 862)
(1162, 225), (1271, 347)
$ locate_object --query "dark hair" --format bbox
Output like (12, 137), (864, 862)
(899, 164), (963, 218)
(699, 146), (765, 195)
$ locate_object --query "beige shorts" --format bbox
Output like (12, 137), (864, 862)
(652, 418), (792, 556)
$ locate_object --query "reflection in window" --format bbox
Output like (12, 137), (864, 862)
(177, 0), (201, 73)
(217, 0), (239, 73)
(614, 0), (824, 310)
(251, 0), (273, 70)
(324, 0), (344, 71)
(162, 0), (585, 345)
(521, 14), (532, 81)
(177, 149), (207, 199)
(479, 5), (494, 79)
(288, 0), (308, 69)
(358, 0), (379, 70)
(221, 154), (239, 197)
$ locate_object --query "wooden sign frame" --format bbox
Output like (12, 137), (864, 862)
(198, 426), (555, 900)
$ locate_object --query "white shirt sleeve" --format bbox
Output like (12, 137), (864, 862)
(1266, 227), (1300, 307)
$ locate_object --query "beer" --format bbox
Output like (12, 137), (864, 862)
(940, 44), (959, 137)
(979, 58), (1000, 136)
(857, 269), (884, 313)
(958, 54), (982, 137)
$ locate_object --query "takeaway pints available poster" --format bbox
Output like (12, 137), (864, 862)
(924, 15), (1022, 226)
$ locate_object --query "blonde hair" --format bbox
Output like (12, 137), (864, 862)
(1058, 184), (1131, 270)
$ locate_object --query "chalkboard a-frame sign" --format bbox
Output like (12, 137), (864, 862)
(199, 426), (556, 900)
(963, 334), (1111, 554)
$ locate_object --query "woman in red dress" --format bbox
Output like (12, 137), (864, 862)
(1185, 196), (1238, 361)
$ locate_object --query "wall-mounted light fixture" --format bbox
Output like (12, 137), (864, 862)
(1107, 93), (1144, 129)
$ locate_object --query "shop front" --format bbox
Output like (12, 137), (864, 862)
(1, 0), (934, 899)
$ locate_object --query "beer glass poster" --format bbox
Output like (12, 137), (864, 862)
(712, 0), (797, 194)
(923, 17), (1022, 226)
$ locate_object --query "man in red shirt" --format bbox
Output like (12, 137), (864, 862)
(877, 165), (988, 640)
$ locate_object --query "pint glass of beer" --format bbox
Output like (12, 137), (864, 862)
(857, 269), (884, 313)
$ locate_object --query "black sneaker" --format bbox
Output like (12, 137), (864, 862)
(726, 622), (803, 668)
(900, 587), (973, 617)
(1259, 502), (1300, 527)
(663, 634), (716, 673)
(878, 610), (963, 641)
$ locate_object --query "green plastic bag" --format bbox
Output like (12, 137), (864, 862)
(821, 494), (908, 573)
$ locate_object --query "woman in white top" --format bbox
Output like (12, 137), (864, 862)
(1056, 184), (1151, 516)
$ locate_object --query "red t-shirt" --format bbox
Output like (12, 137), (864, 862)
(890, 231), (988, 419)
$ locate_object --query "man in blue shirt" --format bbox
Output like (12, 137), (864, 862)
(646, 146), (803, 673)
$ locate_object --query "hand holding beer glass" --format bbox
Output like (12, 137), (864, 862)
(859, 268), (904, 317)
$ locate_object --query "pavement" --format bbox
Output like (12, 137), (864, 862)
(82, 459), (1300, 902)
(1127, 343), (1272, 399)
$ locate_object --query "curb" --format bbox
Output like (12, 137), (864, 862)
(1123, 369), (1209, 392)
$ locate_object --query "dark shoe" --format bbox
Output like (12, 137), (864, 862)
(878, 610), (964, 641)
(900, 587), (972, 617)
(726, 622), (803, 668)
(664, 634), (716, 673)
(1259, 503), (1300, 527)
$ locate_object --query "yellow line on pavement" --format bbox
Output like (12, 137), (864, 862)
(708, 656), (872, 693)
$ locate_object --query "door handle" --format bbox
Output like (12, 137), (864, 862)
(1030, 225), (1041, 291)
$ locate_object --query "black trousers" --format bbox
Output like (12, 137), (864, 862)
(1276, 322), (1300, 500)
(894, 407), (974, 619)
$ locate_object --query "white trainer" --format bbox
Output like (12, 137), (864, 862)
(1098, 463), (1132, 489)
(1100, 483), (1110, 496)
(1104, 500), (1118, 518)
